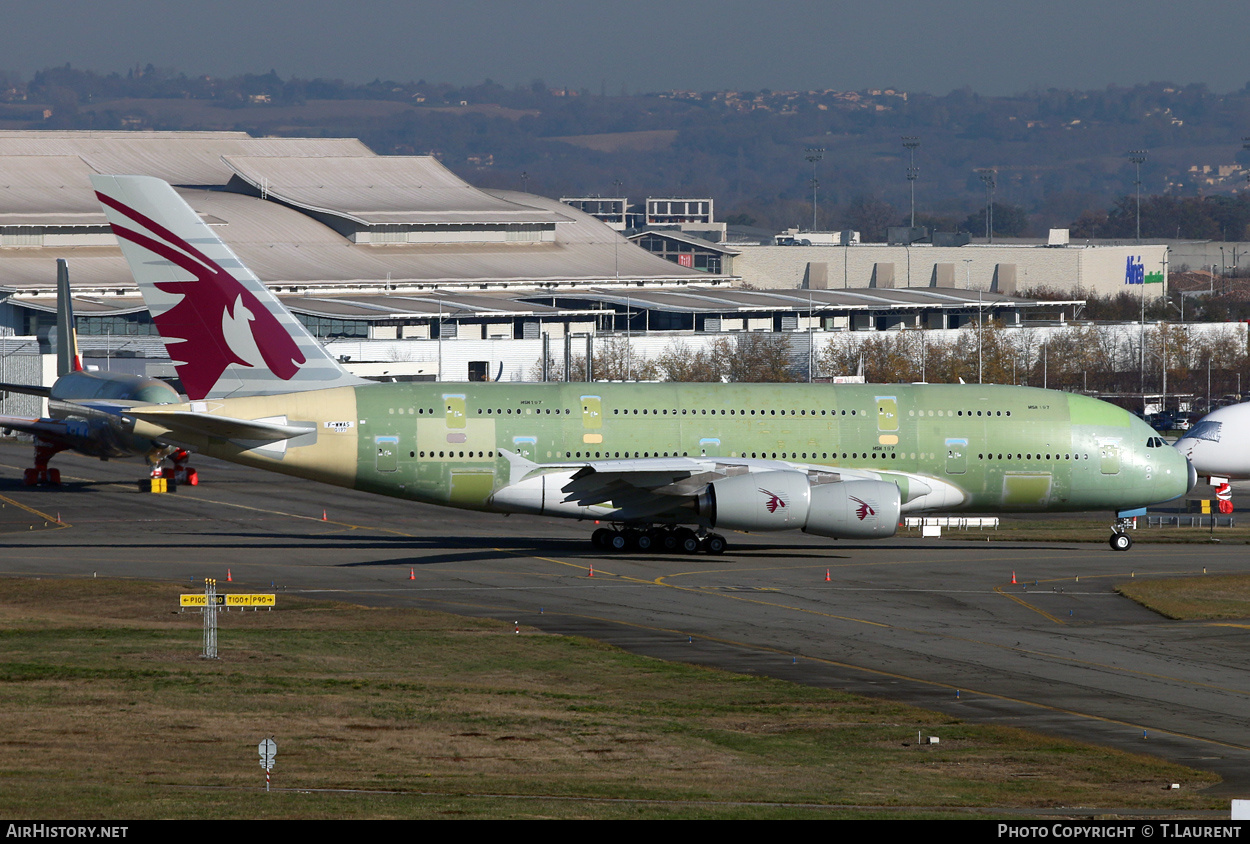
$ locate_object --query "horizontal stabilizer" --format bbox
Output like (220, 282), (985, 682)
(0, 382), (52, 398)
(125, 409), (309, 444)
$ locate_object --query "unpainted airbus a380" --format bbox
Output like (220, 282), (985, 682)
(89, 175), (1194, 553)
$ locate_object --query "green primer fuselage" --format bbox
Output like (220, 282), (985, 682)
(134, 381), (1188, 519)
(338, 381), (1184, 515)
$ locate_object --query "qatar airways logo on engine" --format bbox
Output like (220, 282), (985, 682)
(850, 496), (876, 521)
(760, 488), (787, 514)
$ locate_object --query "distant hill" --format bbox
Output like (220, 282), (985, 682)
(6, 66), (1249, 234)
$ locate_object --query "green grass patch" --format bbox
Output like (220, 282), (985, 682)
(1117, 574), (1250, 620)
(0, 577), (1223, 818)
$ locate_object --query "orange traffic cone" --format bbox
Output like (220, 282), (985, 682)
(409, 569), (415, 580)
(825, 569), (831, 582)
(227, 569), (233, 582)
(322, 509), (327, 521)
(1011, 571), (1017, 585)
(588, 564), (594, 578)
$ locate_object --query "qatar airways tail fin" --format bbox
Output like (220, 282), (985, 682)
(90, 174), (363, 401)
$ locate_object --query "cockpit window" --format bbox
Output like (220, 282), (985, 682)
(1146, 437), (1166, 448)
(1182, 421), (1221, 443)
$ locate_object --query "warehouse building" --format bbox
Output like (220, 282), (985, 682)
(729, 238), (1168, 298)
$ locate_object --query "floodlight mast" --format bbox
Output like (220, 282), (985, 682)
(1128, 150), (1148, 242)
(976, 168), (996, 242)
(805, 147), (824, 232)
(902, 137), (920, 229)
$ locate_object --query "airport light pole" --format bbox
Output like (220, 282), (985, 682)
(963, 259), (981, 383)
(1127, 150), (1147, 242)
(902, 137), (920, 229)
(1139, 282), (1146, 399)
(805, 148), (824, 231)
(976, 169), (996, 242)
(978, 288), (984, 385)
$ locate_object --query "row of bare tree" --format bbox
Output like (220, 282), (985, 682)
(530, 323), (1248, 407)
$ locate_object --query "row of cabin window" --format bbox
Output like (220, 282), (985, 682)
(414, 450), (496, 458)
(913, 409), (1012, 417)
(978, 452), (1089, 461)
(612, 408), (862, 416)
(408, 449), (1086, 463)
(395, 406), (1015, 419)
(552, 451), (930, 460)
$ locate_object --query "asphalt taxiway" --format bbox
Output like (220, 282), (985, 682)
(3, 441), (1249, 792)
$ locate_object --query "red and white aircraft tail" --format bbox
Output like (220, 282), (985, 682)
(91, 175), (363, 401)
(55, 259), (83, 377)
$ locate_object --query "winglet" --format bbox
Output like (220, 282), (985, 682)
(55, 260), (82, 376)
(90, 175), (364, 401)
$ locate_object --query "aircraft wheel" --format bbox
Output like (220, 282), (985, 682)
(46, 468), (60, 485)
(634, 531), (654, 552)
(1109, 532), (1132, 552)
(703, 534), (727, 555)
(591, 528), (612, 549)
(675, 527), (700, 554)
(661, 530), (680, 552)
(607, 532), (628, 552)
(22, 468), (38, 486)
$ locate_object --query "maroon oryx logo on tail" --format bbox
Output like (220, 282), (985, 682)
(95, 191), (306, 400)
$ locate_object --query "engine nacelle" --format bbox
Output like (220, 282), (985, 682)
(700, 470), (811, 531)
(804, 479), (900, 539)
(699, 472), (900, 539)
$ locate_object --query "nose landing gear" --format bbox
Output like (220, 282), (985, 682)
(1109, 515), (1136, 551)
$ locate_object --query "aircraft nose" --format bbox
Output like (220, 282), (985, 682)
(1186, 456), (1198, 494)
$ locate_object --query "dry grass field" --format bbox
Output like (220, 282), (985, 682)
(0, 578), (1223, 819)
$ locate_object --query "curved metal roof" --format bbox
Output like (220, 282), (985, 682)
(223, 154), (567, 226)
(0, 131), (370, 186)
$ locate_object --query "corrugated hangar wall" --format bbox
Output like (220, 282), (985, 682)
(731, 243), (1169, 297)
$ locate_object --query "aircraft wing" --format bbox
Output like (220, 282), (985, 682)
(557, 456), (919, 501)
(124, 408), (312, 444)
(498, 454), (960, 526)
(0, 414), (73, 440)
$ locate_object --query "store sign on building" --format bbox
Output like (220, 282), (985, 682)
(1124, 256), (1163, 285)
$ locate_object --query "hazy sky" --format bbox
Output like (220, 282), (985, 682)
(7, 0), (1248, 96)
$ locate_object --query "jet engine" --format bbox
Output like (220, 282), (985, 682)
(697, 471), (901, 539)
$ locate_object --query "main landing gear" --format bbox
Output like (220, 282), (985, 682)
(591, 525), (727, 555)
(1109, 516), (1135, 551)
(22, 440), (67, 486)
(156, 449), (199, 486)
